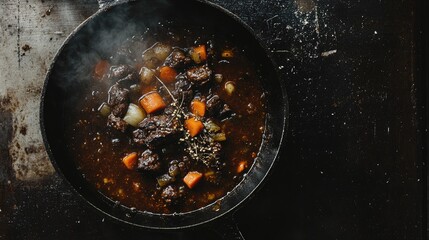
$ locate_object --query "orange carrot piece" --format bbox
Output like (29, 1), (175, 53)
(159, 66), (177, 83)
(122, 152), (138, 170)
(185, 117), (204, 137)
(139, 91), (166, 114)
(191, 100), (206, 117)
(191, 45), (207, 63)
(183, 171), (203, 189)
(237, 161), (248, 173)
(93, 60), (110, 80)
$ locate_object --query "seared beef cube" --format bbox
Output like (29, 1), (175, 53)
(132, 129), (146, 145)
(138, 115), (170, 130)
(108, 65), (138, 86)
(133, 115), (180, 148)
(206, 94), (222, 116)
(206, 94), (234, 120)
(172, 74), (193, 103)
(117, 71), (138, 85)
(107, 84), (129, 106)
(111, 102), (128, 118)
(186, 64), (212, 85)
(161, 185), (181, 203)
(107, 113), (128, 132)
(110, 65), (133, 80)
(164, 49), (191, 69)
(137, 149), (161, 172)
(175, 74), (192, 91)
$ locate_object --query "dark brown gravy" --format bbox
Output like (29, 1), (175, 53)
(65, 27), (266, 214)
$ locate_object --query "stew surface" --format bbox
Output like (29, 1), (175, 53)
(65, 25), (266, 214)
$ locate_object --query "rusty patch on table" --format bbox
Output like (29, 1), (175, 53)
(0, 89), (55, 181)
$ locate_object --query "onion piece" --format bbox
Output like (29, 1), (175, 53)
(143, 42), (172, 62)
(98, 102), (111, 117)
(139, 67), (155, 84)
(157, 174), (175, 187)
(214, 73), (223, 83)
(224, 81), (235, 95)
(152, 43), (172, 61)
(123, 103), (146, 127)
(204, 120), (221, 133)
(212, 132), (226, 142)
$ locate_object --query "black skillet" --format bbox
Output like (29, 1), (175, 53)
(40, 0), (288, 239)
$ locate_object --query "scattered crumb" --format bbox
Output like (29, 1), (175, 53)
(22, 44), (31, 52)
(19, 126), (27, 135)
(321, 49), (337, 57)
(41, 6), (53, 17)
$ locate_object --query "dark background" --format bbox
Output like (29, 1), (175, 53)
(0, 0), (427, 239)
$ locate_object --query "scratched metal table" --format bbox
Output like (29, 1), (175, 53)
(0, 0), (426, 239)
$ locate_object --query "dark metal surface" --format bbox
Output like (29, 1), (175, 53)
(0, 0), (426, 239)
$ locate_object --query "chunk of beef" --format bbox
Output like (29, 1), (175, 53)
(109, 65), (133, 80)
(107, 113), (128, 132)
(186, 64), (212, 85)
(161, 185), (181, 203)
(206, 94), (222, 116)
(132, 129), (146, 145)
(172, 74), (193, 103)
(206, 94), (234, 120)
(107, 84), (129, 106)
(132, 115), (180, 148)
(111, 102), (128, 118)
(164, 49), (191, 69)
(108, 65), (138, 86)
(174, 74), (192, 91)
(117, 71), (138, 85)
(137, 149), (161, 172)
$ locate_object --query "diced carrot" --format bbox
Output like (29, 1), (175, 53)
(191, 100), (206, 117)
(183, 171), (203, 189)
(122, 152), (138, 170)
(237, 161), (248, 173)
(185, 117), (204, 137)
(139, 91), (166, 114)
(93, 60), (110, 80)
(159, 66), (177, 83)
(190, 45), (207, 63)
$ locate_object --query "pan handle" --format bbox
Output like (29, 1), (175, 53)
(210, 215), (245, 240)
